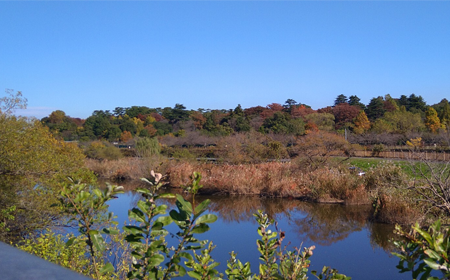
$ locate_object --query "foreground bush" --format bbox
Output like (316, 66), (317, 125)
(393, 220), (450, 280)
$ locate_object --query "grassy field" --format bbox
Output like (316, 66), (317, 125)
(337, 156), (447, 179)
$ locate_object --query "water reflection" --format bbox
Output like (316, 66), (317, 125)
(290, 203), (370, 246)
(105, 180), (399, 252)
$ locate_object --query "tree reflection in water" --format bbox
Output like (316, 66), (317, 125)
(106, 180), (398, 252)
(290, 203), (371, 246)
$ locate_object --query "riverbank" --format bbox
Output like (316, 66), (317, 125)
(86, 157), (432, 225)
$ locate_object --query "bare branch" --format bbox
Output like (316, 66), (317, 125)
(0, 89), (27, 115)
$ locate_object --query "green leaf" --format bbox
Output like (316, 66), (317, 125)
(176, 194), (193, 214)
(147, 254), (165, 267)
(89, 230), (105, 252)
(125, 233), (144, 244)
(158, 193), (176, 199)
(415, 227), (433, 244)
(151, 229), (168, 237)
(194, 199), (210, 217)
(187, 271), (202, 280)
(191, 223), (210, 234)
(100, 263), (114, 274)
(124, 225), (144, 235)
(179, 264), (187, 276)
(129, 208), (146, 223)
(155, 215), (172, 226)
(136, 187), (152, 195)
(185, 245), (203, 250)
(102, 227), (119, 235)
(424, 258), (442, 271)
(424, 249), (441, 260)
(137, 200), (149, 213)
(195, 214), (217, 225)
(178, 251), (193, 261)
(65, 237), (76, 247)
(170, 209), (188, 222)
(93, 188), (102, 199)
(154, 205), (168, 215)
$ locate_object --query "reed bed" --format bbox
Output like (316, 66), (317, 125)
(165, 161), (370, 204)
(85, 157), (425, 224)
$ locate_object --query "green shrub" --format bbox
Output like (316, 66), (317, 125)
(135, 137), (160, 157)
(393, 220), (450, 279)
(84, 141), (123, 160)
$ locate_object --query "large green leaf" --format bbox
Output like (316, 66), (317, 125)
(155, 215), (172, 226)
(100, 263), (114, 274)
(424, 249), (441, 260)
(136, 187), (152, 195)
(129, 208), (146, 223)
(158, 193), (176, 199)
(178, 252), (193, 261)
(187, 271), (202, 280)
(137, 200), (150, 213)
(89, 230), (105, 252)
(170, 209), (188, 222)
(147, 254), (165, 267)
(124, 225), (145, 235)
(150, 229), (168, 237)
(125, 233), (144, 244)
(191, 223), (210, 234)
(195, 214), (217, 225)
(65, 237), (76, 247)
(102, 227), (119, 235)
(93, 188), (103, 199)
(194, 199), (210, 217)
(175, 194), (193, 214)
(154, 205), (168, 215)
(423, 258), (443, 271)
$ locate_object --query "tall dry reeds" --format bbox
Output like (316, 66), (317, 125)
(85, 156), (170, 181)
(84, 156), (436, 225)
(165, 161), (371, 204)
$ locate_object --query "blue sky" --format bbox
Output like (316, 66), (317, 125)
(1, 1), (449, 119)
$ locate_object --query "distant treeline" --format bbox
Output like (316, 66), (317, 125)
(41, 94), (450, 146)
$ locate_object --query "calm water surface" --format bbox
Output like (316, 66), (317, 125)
(107, 187), (408, 280)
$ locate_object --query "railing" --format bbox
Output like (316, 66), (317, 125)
(0, 241), (91, 280)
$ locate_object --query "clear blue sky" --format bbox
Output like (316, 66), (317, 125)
(1, 1), (449, 119)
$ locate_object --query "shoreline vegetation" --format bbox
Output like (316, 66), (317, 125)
(86, 153), (435, 226)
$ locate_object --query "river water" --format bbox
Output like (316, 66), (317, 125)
(107, 188), (410, 280)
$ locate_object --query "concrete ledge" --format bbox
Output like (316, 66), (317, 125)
(0, 242), (92, 280)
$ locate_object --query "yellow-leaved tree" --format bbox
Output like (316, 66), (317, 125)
(353, 110), (371, 134)
(0, 91), (93, 242)
(425, 107), (441, 133)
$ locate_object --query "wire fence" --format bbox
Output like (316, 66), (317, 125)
(354, 147), (449, 161)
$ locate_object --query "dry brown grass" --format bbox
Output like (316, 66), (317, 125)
(164, 160), (371, 204)
(85, 156), (171, 181)
(373, 192), (422, 225)
(86, 157), (374, 204)
(86, 157), (424, 217)
(166, 161), (309, 197)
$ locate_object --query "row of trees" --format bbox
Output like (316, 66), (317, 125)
(41, 94), (450, 146)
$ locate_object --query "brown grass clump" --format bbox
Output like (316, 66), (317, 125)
(85, 156), (170, 181)
(165, 161), (370, 204)
(308, 167), (369, 204)
(166, 161), (310, 197)
(372, 192), (422, 225)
